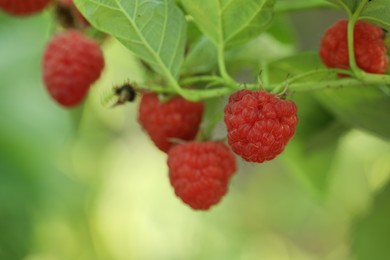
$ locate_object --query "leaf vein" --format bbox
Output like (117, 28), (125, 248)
(225, 2), (268, 42)
(157, 1), (168, 55)
(220, 0), (234, 14)
(114, 0), (172, 76)
(168, 15), (184, 71)
(89, 0), (120, 10)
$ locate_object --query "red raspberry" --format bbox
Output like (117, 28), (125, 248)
(42, 30), (104, 107)
(320, 19), (388, 74)
(167, 141), (237, 210)
(224, 90), (298, 163)
(0, 0), (51, 16)
(138, 93), (204, 153)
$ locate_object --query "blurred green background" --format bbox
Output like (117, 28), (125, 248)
(1, 5), (390, 260)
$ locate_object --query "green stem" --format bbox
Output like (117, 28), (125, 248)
(279, 78), (366, 93)
(217, 46), (236, 87)
(271, 68), (353, 94)
(147, 72), (390, 101)
(347, 0), (369, 79)
(274, 0), (336, 13)
(148, 84), (176, 94)
(179, 75), (225, 86)
(272, 74), (390, 93)
(259, 60), (270, 86)
(165, 73), (190, 98)
(347, 17), (359, 75)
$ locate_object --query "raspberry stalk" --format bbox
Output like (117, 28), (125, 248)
(347, 0), (379, 78)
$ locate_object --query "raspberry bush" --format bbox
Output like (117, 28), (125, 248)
(2, 0), (390, 258)
(2, 0), (389, 209)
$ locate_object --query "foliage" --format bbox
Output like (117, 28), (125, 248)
(1, 0), (390, 259)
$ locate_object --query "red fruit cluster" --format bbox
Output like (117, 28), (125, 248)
(42, 30), (104, 107)
(138, 89), (298, 210)
(138, 93), (204, 153)
(168, 141), (236, 210)
(224, 89), (298, 163)
(0, 0), (50, 16)
(320, 19), (388, 74)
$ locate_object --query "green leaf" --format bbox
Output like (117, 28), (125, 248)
(181, 37), (218, 75)
(181, 0), (275, 49)
(186, 18), (204, 45)
(327, 0), (390, 30)
(326, 0), (357, 13)
(74, 0), (187, 79)
(351, 183), (390, 260)
(283, 94), (348, 199)
(359, 0), (390, 30)
(266, 15), (297, 45)
(276, 0), (336, 13)
(268, 51), (324, 81)
(316, 86), (390, 140)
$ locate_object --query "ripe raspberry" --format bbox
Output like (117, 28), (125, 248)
(168, 141), (237, 210)
(320, 19), (388, 75)
(224, 90), (298, 163)
(138, 93), (204, 153)
(0, 0), (51, 16)
(42, 30), (104, 107)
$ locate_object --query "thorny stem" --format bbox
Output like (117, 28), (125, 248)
(102, 68), (390, 103)
(271, 68), (353, 94)
(149, 71), (390, 101)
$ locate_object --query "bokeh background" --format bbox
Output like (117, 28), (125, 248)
(1, 4), (390, 260)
